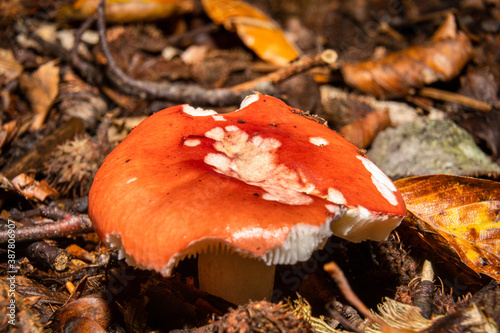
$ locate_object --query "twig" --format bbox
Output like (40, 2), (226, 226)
(323, 262), (386, 327)
(326, 307), (363, 333)
(418, 87), (492, 112)
(96, 0), (257, 106)
(323, 262), (415, 333)
(71, 15), (103, 86)
(228, 49), (338, 92)
(167, 23), (219, 47)
(0, 213), (94, 244)
(26, 241), (70, 271)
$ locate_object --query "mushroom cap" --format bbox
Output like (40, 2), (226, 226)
(89, 93), (406, 276)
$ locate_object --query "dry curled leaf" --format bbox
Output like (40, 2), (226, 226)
(19, 60), (60, 131)
(341, 13), (473, 98)
(57, 0), (194, 23)
(50, 293), (112, 332)
(395, 175), (500, 281)
(201, 0), (300, 66)
(12, 173), (59, 201)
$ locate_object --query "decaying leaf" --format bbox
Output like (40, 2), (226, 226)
(341, 13), (473, 98)
(0, 48), (23, 87)
(49, 293), (112, 331)
(57, 0), (194, 23)
(12, 173), (59, 201)
(19, 60), (60, 131)
(395, 175), (500, 281)
(201, 0), (300, 66)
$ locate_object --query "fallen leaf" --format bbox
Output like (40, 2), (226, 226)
(19, 60), (60, 131)
(0, 120), (19, 153)
(319, 86), (391, 148)
(395, 175), (500, 281)
(50, 293), (112, 331)
(57, 0), (194, 23)
(0, 48), (23, 87)
(12, 173), (59, 201)
(341, 13), (473, 98)
(340, 108), (390, 148)
(201, 0), (300, 66)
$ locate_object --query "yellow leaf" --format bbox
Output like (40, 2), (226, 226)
(201, 0), (300, 66)
(395, 175), (500, 281)
(20, 60), (60, 131)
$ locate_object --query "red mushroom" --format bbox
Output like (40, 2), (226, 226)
(88, 93), (406, 305)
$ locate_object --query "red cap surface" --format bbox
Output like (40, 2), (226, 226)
(89, 93), (406, 275)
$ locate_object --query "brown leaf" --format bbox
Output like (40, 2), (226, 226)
(201, 0), (300, 66)
(57, 0), (194, 23)
(50, 294), (112, 331)
(339, 108), (390, 149)
(341, 13), (473, 98)
(395, 175), (500, 281)
(0, 120), (19, 152)
(19, 60), (60, 131)
(12, 173), (59, 201)
(0, 48), (23, 87)
(320, 87), (391, 148)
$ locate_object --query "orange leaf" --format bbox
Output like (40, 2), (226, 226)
(12, 174), (59, 201)
(341, 13), (473, 98)
(58, 0), (193, 23)
(201, 0), (300, 66)
(395, 175), (500, 281)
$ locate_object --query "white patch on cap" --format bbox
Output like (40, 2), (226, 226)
(204, 153), (231, 173)
(238, 93), (260, 110)
(225, 125), (239, 132)
(309, 137), (329, 147)
(182, 105), (218, 117)
(212, 115), (226, 122)
(184, 139), (201, 147)
(356, 156), (398, 206)
(328, 188), (346, 205)
(203, 126), (315, 206)
(330, 205), (403, 242)
(326, 204), (345, 216)
(251, 135), (263, 147)
(205, 127), (225, 141)
(126, 177), (137, 184)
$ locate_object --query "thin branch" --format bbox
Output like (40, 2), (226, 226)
(71, 15), (103, 86)
(228, 49), (338, 92)
(0, 213), (94, 244)
(418, 87), (492, 112)
(96, 0), (255, 106)
(323, 262), (416, 333)
(323, 262), (386, 327)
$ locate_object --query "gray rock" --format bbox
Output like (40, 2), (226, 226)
(367, 118), (500, 178)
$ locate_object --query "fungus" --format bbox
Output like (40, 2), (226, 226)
(88, 93), (406, 305)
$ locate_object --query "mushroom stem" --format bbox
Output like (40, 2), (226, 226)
(198, 251), (276, 305)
